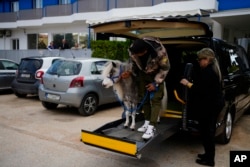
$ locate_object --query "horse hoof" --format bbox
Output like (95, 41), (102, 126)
(131, 128), (135, 131)
(124, 126), (128, 129)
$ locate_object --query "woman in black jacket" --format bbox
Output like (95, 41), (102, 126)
(180, 48), (225, 166)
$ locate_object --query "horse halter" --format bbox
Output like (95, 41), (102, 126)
(108, 65), (123, 83)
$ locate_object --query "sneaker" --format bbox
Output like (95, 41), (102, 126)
(137, 120), (149, 132)
(142, 125), (155, 139)
(157, 116), (160, 124)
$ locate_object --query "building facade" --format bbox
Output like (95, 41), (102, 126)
(0, 0), (249, 53)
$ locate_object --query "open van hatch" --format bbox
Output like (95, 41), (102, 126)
(91, 18), (213, 40)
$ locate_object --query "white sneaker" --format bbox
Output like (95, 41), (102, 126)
(137, 120), (149, 132)
(142, 125), (155, 139)
(157, 116), (160, 124)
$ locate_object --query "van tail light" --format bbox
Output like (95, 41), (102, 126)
(35, 70), (44, 84)
(69, 76), (84, 88)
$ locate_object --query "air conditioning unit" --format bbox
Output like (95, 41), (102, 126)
(5, 30), (11, 37)
(0, 30), (12, 37)
(0, 30), (4, 38)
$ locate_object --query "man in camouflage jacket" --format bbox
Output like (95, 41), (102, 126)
(128, 36), (170, 139)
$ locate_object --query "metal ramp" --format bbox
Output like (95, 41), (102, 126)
(81, 113), (181, 159)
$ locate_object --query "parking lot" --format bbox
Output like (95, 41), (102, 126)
(0, 90), (250, 167)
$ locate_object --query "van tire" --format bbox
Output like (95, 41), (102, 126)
(216, 111), (233, 144)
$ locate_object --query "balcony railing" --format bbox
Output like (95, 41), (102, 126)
(0, 12), (17, 22)
(0, 0), (190, 22)
(45, 4), (72, 17)
(18, 8), (43, 20)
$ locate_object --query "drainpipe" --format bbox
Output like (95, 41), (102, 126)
(107, 0), (109, 10)
(88, 25), (91, 49)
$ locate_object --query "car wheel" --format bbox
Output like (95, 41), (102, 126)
(42, 101), (58, 109)
(14, 92), (27, 98)
(78, 94), (98, 116)
(217, 111), (233, 144)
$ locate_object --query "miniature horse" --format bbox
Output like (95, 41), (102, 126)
(102, 61), (139, 130)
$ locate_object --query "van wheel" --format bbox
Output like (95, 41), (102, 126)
(42, 101), (58, 109)
(14, 92), (27, 98)
(217, 111), (233, 144)
(78, 94), (98, 116)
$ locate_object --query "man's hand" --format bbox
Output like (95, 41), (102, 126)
(120, 71), (131, 79)
(146, 83), (157, 92)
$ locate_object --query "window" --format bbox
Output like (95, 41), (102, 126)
(33, 0), (43, 8)
(12, 39), (19, 50)
(27, 33), (48, 49)
(1, 60), (18, 70)
(73, 32), (88, 49)
(48, 60), (82, 76)
(91, 61), (107, 75)
(52, 33), (74, 49)
(59, 0), (71, 5)
(11, 1), (19, 12)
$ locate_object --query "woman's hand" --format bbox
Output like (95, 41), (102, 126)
(180, 78), (189, 86)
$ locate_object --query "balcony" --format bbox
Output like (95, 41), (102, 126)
(0, 12), (17, 22)
(0, 0), (193, 22)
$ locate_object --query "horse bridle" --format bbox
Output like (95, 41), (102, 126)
(108, 65), (123, 83)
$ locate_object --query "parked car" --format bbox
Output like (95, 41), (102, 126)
(38, 58), (117, 116)
(11, 56), (62, 97)
(89, 18), (250, 144)
(0, 59), (19, 91)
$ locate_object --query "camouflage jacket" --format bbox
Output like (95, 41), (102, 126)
(129, 36), (171, 84)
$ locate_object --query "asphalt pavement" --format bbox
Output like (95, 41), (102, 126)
(0, 91), (250, 167)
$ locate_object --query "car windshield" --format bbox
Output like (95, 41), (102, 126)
(19, 59), (42, 72)
(47, 60), (82, 76)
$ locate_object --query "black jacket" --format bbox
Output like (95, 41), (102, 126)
(191, 64), (224, 118)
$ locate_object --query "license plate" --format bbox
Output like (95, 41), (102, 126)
(21, 74), (30, 78)
(46, 93), (60, 101)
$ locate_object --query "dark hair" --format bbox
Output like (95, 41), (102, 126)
(129, 39), (149, 54)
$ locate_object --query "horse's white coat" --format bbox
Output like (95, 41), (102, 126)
(102, 61), (138, 130)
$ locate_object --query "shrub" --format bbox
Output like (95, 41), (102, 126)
(91, 40), (131, 61)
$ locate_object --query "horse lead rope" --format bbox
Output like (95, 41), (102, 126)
(108, 64), (158, 113)
(114, 89), (149, 113)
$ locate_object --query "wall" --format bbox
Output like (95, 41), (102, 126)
(0, 49), (92, 63)
(19, 0), (32, 10)
(0, 21), (89, 50)
(218, 0), (250, 10)
(43, 0), (59, 7)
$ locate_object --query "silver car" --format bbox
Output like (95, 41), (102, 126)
(0, 59), (19, 90)
(38, 58), (117, 116)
